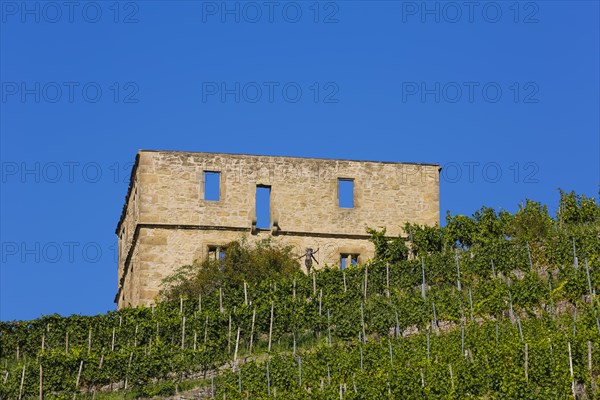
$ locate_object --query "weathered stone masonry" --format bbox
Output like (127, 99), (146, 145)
(115, 150), (440, 308)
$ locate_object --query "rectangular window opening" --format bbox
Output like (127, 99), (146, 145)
(204, 171), (221, 201)
(340, 253), (359, 269)
(338, 179), (354, 208)
(255, 185), (271, 229)
(208, 245), (227, 261)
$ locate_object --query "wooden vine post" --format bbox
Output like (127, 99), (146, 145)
(87, 327), (92, 354)
(455, 249), (462, 291)
(363, 264), (368, 300)
(385, 262), (390, 300)
(233, 327), (241, 371)
(524, 343), (529, 383)
(360, 303), (366, 344)
(181, 316), (186, 349)
(421, 258), (426, 300)
(219, 287), (224, 314)
(18, 364), (25, 400)
(75, 360), (84, 389)
(39, 363), (42, 400)
(589, 341), (597, 394)
(111, 327), (116, 352)
(568, 342), (575, 398)
(268, 302), (274, 353)
(249, 307), (256, 354)
(469, 288), (474, 323)
(228, 314), (232, 354)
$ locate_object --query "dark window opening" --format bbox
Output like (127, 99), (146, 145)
(204, 171), (221, 201)
(338, 179), (354, 208)
(208, 245), (227, 261)
(256, 185), (271, 229)
(340, 253), (359, 269)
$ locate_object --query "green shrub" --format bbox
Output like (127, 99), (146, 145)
(159, 238), (300, 301)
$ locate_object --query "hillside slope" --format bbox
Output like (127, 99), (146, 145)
(1, 191), (599, 399)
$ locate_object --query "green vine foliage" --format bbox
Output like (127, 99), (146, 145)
(0, 190), (598, 399)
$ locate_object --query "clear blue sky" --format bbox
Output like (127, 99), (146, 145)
(1, 1), (598, 321)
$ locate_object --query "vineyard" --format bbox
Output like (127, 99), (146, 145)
(1, 191), (599, 399)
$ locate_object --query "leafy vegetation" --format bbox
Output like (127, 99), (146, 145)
(1, 190), (598, 399)
(159, 238), (300, 301)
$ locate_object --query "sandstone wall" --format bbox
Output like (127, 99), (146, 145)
(132, 151), (439, 235)
(116, 150), (440, 308)
(119, 229), (375, 307)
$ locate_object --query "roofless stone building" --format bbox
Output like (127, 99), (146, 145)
(115, 150), (440, 308)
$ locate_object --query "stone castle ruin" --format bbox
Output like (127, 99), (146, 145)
(115, 150), (440, 308)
